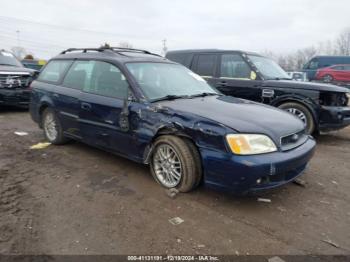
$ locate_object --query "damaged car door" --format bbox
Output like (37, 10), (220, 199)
(77, 60), (135, 156)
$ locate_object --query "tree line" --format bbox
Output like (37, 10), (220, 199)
(262, 27), (350, 71)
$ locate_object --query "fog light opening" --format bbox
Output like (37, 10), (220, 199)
(256, 178), (262, 184)
(337, 113), (343, 120)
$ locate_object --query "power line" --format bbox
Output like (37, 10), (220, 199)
(0, 32), (67, 49)
(0, 15), (136, 38)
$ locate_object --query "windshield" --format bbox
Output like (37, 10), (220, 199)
(248, 55), (290, 80)
(126, 62), (218, 101)
(0, 51), (23, 67)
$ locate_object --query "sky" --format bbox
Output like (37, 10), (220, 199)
(0, 0), (349, 59)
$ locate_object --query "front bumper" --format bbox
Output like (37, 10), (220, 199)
(0, 88), (31, 107)
(319, 106), (350, 132)
(201, 137), (316, 194)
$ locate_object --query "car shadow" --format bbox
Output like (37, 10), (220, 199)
(316, 130), (350, 145)
(0, 106), (28, 114)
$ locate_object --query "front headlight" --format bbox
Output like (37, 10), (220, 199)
(226, 134), (277, 155)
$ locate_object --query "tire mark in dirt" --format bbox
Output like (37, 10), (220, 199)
(0, 136), (43, 254)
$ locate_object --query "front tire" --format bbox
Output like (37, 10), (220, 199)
(150, 135), (202, 192)
(42, 108), (68, 145)
(278, 102), (315, 134)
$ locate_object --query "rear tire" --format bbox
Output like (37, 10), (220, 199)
(150, 135), (202, 192)
(278, 102), (315, 134)
(42, 108), (69, 145)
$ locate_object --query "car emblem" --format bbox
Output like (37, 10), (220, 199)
(5, 76), (21, 87)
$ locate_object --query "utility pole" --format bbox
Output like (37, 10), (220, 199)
(16, 30), (20, 46)
(162, 39), (168, 57)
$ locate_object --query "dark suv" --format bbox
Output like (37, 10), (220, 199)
(166, 49), (350, 134)
(30, 47), (315, 194)
(0, 50), (37, 107)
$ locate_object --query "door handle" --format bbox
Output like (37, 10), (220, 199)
(218, 81), (228, 87)
(81, 102), (91, 111)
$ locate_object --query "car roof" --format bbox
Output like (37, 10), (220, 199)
(166, 49), (262, 56)
(52, 47), (171, 63)
(329, 64), (350, 66)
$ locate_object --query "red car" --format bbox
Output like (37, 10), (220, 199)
(315, 64), (350, 83)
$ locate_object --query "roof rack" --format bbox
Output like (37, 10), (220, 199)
(60, 47), (162, 57)
(104, 47), (161, 57)
(60, 48), (104, 54)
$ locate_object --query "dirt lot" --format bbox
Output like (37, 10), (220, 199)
(0, 108), (349, 255)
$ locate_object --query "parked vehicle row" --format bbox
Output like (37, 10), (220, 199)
(166, 50), (350, 134)
(315, 64), (350, 83)
(28, 47), (317, 194)
(21, 58), (47, 71)
(2, 46), (349, 194)
(303, 55), (350, 81)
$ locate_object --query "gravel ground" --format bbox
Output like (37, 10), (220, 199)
(0, 107), (349, 255)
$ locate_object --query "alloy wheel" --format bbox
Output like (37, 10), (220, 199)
(323, 75), (333, 83)
(44, 112), (58, 141)
(153, 144), (182, 188)
(285, 107), (307, 126)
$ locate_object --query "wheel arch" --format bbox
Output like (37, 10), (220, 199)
(143, 124), (200, 165)
(38, 98), (55, 128)
(271, 95), (319, 126)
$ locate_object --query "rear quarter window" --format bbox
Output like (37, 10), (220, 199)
(166, 53), (193, 68)
(38, 60), (72, 83)
(166, 53), (187, 64)
(195, 54), (217, 77)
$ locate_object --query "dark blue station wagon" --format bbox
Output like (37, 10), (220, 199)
(30, 47), (316, 194)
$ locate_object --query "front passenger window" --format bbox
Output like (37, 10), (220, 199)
(220, 54), (251, 79)
(88, 61), (129, 99)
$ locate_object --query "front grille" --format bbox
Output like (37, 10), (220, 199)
(0, 74), (32, 89)
(280, 129), (308, 151)
(269, 164), (307, 183)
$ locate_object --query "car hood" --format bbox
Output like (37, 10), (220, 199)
(0, 65), (36, 74)
(263, 79), (348, 93)
(158, 95), (305, 142)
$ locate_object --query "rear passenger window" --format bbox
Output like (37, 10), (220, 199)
(38, 60), (72, 83)
(62, 61), (129, 99)
(90, 61), (130, 99)
(62, 61), (94, 90)
(195, 54), (216, 77)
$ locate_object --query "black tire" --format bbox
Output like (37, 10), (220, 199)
(150, 135), (202, 192)
(323, 74), (333, 83)
(278, 102), (315, 134)
(41, 108), (69, 145)
(182, 138), (203, 188)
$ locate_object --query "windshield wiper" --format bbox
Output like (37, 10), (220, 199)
(189, 92), (219, 98)
(151, 94), (190, 102)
